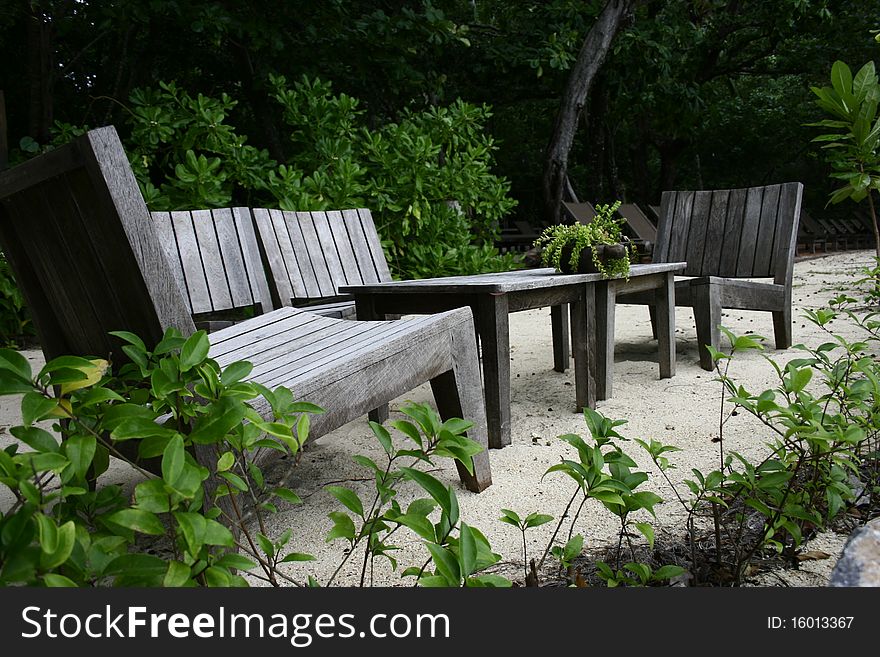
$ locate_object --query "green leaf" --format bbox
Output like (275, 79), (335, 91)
(216, 451), (235, 472)
(43, 574), (78, 587)
(789, 367), (813, 393)
(161, 434), (185, 485)
(221, 361), (253, 385)
(394, 513), (436, 542)
(469, 574), (512, 588)
(563, 534), (584, 563)
(653, 565), (686, 581)
(215, 554), (258, 571)
(831, 60), (853, 99)
(326, 485), (364, 517)
(458, 523), (477, 577)
(64, 434), (96, 480)
(21, 392), (59, 426)
(388, 419), (422, 446)
(400, 467), (451, 516)
(426, 543), (460, 586)
(109, 330), (147, 352)
(164, 561), (192, 587)
(256, 533), (274, 558)
(35, 514), (58, 554)
(107, 509), (166, 535)
(219, 471), (248, 492)
(203, 519), (234, 547)
(280, 552), (317, 563)
(180, 331), (210, 371)
(524, 513), (553, 529)
(635, 522), (655, 550)
(0, 369), (37, 395)
(134, 479), (171, 513)
(11, 426), (59, 453)
(272, 487), (303, 505)
(499, 508), (521, 526)
(104, 554), (168, 579)
(189, 397), (246, 444)
(369, 421), (394, 455)
(0, 348), (33, 381)
(326, 511), (356, 542)
(174, 512), (206, 554)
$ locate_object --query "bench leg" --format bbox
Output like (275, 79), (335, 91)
(595, 280), (616, 400)
(551, 304), (569, 372)
(356, 295), (391, 423)
(656, 272), (676, 379)
(692, 281), (721, 371)
(477, 294), (510, 448)
(431, 318), (492, 492)
(571, 284), (596, 411)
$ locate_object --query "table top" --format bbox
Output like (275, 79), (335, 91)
(339, 262), (687, 295)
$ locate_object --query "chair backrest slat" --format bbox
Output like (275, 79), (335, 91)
(254, 208), (391, 306)
(0, 126), (195, 360)
(655, 182), (802, 280)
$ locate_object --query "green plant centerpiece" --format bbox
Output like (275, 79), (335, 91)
(534, 201), (634, 277)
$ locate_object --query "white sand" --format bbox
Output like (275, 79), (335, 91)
(2, 250), (874, 586)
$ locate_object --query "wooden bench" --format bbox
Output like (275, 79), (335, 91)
(0, 126), (491, 492)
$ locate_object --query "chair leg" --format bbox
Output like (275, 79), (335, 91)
(368, 406), (390, 424)
(430, 321), (492, 492)
(357, 296), (391, 424)
(551, 304), (569, 372)
(772, 305), (792, 350)
(648, 305), (659, 340)
(692, 281), (721, 371)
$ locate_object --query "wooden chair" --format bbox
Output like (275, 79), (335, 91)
(618, 182), (804, 370)
(0, 126), (491, 492)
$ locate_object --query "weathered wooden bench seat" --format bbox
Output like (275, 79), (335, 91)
(0, 126), (491, 492)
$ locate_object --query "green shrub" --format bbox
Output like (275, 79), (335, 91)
(0, 328), (502, 587)
(0, 253), (34, 348)
(121, 76), (520, 279)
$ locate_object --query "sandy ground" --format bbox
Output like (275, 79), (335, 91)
(1, 250), (875, 586)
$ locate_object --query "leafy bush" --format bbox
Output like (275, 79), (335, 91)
(0, 328), (316, 586)
(0, 328), (502, 587)
(0, 253), (33, 347)
(118, 76), (520, 279)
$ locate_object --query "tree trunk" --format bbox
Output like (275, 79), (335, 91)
(542, 0), (634, 224)
(27, 7), (53, 143)
(656, 138), (687, 197)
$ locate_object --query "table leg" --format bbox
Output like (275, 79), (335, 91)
(571, 284), (596, 411)
(595, 280), (616, 401)
(656, 271), (676, 379)
(551, 304), (569, 372)
(355, 295), (390, 424)
(476, 294), (510, 448)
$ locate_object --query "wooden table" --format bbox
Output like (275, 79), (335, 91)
(340, 263), (686, 449)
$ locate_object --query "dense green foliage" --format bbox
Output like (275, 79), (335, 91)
(809, 60), (880, 254)
(3, 1), (879, 226)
